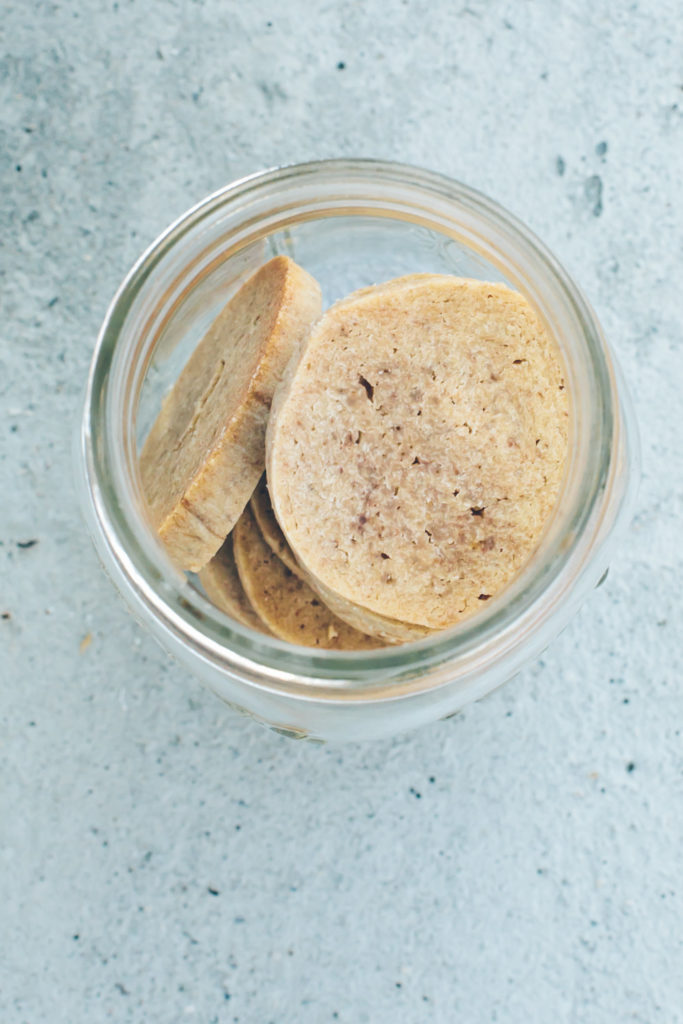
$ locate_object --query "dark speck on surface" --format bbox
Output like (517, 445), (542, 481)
(17, 539), (39, 549)
(626, 762), (636, 772)
(259, 80), (287, 104)
(585, 174), (603, 217)
(2, 611), (11, 619)
(596, 140), (608, 157)
(596, 568), (609, 588)
(409, 787), (422, 799)
(207, 886), (220, 896)
(337, 61), (346, 69)
(556, 155), (566, 176)
(359, 375), (374, 401)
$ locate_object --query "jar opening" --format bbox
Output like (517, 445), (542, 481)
(81, 159), (623, 697)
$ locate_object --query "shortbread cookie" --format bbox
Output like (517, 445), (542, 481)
(249, 475), (303, 579)
(199, 535), (272, 634)
(140, 256), (322, 571)
(267, 275), (568, 630)
(232, 507), (384, 650)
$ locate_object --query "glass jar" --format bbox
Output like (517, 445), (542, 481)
(77, 159), (638, 742)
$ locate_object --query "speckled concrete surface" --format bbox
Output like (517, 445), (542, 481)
(2, 2), (682, 1021)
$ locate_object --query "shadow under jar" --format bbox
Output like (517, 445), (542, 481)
(78, 159), (638, 742)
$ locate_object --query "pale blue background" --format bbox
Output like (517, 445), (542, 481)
(1, 1), (682, 1021)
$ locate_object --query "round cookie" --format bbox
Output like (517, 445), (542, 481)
(199, 534), (272, 635)
(232, 507), (384, 650)
(140, 255), (322, 572)
(267, 275), (568, 630)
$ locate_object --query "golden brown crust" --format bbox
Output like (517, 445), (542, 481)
(140, 256), (322, 572)
(249, 475), (304, 579)
(232, 507), (384, 650)
(291, 566), (434, 643)
(267, 275), (568, 630)
(199, 534), (272, 635)
(250, 474), (424, 642)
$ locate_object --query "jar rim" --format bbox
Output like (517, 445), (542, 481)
(79, 158), (624, 699)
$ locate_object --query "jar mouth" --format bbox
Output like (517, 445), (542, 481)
(80, 158), (623, 697)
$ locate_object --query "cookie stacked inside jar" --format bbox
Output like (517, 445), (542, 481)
(141, 256), (568, 648)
